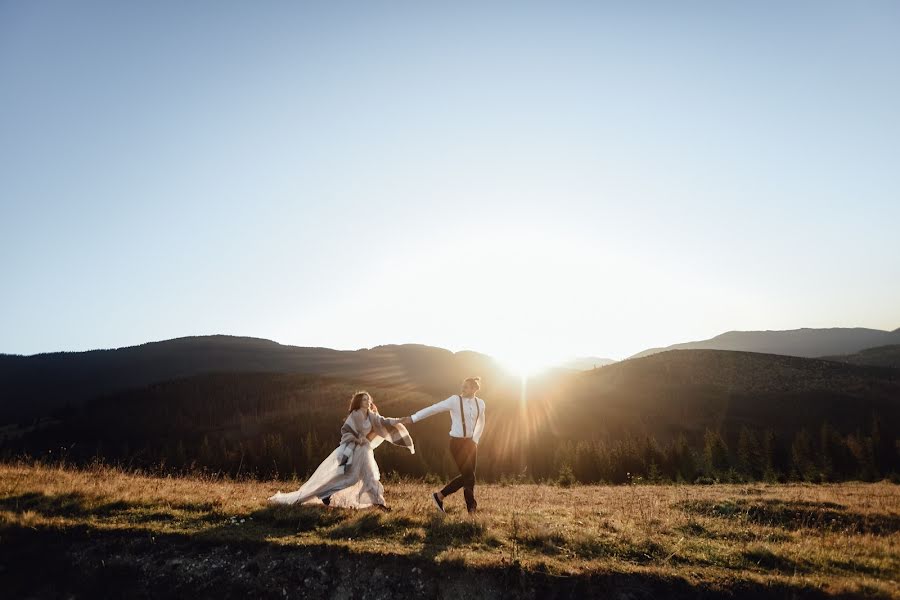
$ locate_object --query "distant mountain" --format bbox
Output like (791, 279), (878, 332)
(0, 336), (516, 423)
(559, 349), (900, 442)
(822, 345), (900, 369)
(558, 357), (616, 370)
(629, 327), (900, 360)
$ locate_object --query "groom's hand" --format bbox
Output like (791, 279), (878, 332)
(401, 416), (413, 426)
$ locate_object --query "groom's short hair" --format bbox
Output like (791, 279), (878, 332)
(463, 376), (482, 391)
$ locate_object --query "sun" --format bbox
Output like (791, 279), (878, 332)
(495, 348), (557, 378)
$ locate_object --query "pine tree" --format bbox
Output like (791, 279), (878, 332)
(818, 423), (838, 481)
(199, 435), (213, 467)
(846, 431), (877, 481)
(737, 426), (763, 480)
(672, 433), (696, 482)
(640, 435), (665, 480)
(574, 441), (598, 483)
(592, 440), (613, 483)
(870, 412), (893, 478)
(791, 429), (816, 481)
(703, 428), (729, 477)
(554, 440), (576, 478)
(172, 440), (187, 469)
(762, 429), (779, 481)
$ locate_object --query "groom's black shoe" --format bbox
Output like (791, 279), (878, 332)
(432, 492), (445, 514)
(321, 496), (331, 506)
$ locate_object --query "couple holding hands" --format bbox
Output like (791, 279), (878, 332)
(269, 377), (486, 514)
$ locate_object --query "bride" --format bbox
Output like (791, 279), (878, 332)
(268, 391), (414, 510)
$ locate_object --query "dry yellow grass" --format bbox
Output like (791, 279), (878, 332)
(0, 462), (897, 598)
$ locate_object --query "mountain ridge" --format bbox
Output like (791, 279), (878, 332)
(559, 356), (617, 370)
(629, 327), (900, 360)
(821, 344), (900, 369)
(0, 335), (514, 423)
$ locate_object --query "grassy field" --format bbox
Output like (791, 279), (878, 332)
(0, 462), (897, 598)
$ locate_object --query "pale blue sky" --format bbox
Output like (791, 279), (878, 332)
(1, 2), (898, 364)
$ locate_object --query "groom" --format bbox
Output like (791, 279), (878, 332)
(402, 377), (485, 515)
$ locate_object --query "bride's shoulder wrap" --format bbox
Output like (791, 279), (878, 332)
(369, 410), (415, 454)
(335, 409), (415, 472)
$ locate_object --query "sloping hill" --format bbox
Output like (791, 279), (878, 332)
(821, 345), (900, 369)
(0, 336), (514, 423)
(558, 357), (616, 370)
(629, 327), (900, 360)
(556, 349), (900, 442)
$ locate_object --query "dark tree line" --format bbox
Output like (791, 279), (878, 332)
(546, 416), (896, 485)
(1, 372), (897, 483)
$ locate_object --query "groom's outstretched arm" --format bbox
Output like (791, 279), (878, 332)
(404, 396), (453, 425)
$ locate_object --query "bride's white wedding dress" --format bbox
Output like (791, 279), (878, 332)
(268, 408), (414, 509)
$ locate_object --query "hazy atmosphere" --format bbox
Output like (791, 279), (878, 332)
(3, 4), (900, 599)
(2, 2), (899, 366)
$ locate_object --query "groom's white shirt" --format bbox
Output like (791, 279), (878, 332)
(410, 395), (486, 444)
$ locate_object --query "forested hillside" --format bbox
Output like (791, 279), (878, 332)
(3, 346), (897, 484)
(0, 336), (516, 421)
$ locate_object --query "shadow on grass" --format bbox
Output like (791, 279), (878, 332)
(1, 521), (860, 600)
(742, 546), (809, 574)
(674, 521), (792, 543)
(676, 498), (900, 535)
(325, 511), (418, 540)
(508, 515), (676, 565)
(415, 513), (503, 566)
(0, 491), (222, 525)
(250, 502), (350, 533)
(0, 491), (891, 599)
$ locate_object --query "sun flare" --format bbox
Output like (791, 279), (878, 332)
(495, 348), (559, 377)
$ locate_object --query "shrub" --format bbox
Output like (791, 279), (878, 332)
(557, 465), (576, 487)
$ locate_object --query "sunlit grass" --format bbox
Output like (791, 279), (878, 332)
(0, 461), (897, 597)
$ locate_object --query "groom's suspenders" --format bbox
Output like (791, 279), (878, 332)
(458, 395), (481, 439)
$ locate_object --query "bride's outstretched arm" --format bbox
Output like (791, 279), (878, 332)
(371, 407), (402, 427)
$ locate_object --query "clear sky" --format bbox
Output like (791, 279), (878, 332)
(2, 2), (899, 368)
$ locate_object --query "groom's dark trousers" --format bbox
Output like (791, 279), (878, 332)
(441, 437), (477, 512)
